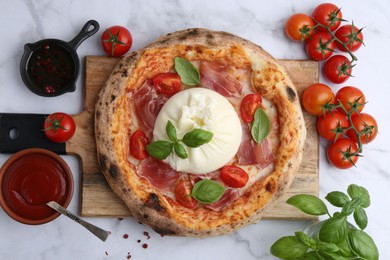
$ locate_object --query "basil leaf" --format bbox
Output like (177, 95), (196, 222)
(146, 141), (173, 160)
(341, 198), (361, 216)
(251, 108), (271, 144)
(319, 217), (349, 244)
(354, 206), (368, 230)
(318, 251), (349, 260)
(347, 184), (370, 208)
(325, 191), (350, 207)
(337, 237), (355, 257)
(348, 229), (379, 260)
(166, 120), (177, 141)
(316, 241), (339, 253)
(191, 179), (225, 204)
(182, 129), (213, 148)
(304, 251), (326, 260)
(174, 57), (200, 86)
(287, 194), (329, 216)
(173, 142), (188, 159)
(295, 231), (316, 247)
(270, 236), (309, 259)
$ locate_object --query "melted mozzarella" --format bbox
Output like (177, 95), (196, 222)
(153, 88), (242, 174)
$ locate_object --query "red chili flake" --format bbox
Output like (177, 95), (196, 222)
(127, 252), (132, 259)
(143, 231), (151, 239)
(123, 234), (129, 239)
(44, 85), (55, 93)
(142, 243), (148, 249)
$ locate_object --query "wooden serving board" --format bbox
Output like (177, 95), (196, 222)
(76, 56), (319, 220)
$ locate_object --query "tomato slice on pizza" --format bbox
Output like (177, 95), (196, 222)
(95, 28), (306, 237)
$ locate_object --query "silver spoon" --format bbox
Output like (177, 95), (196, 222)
(47, 201), (110, 242)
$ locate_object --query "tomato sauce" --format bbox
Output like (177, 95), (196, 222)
(27, 44), (74, 94)
(1, 153), (69, 220)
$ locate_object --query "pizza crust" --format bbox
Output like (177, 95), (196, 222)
(95, 28), (306, 237)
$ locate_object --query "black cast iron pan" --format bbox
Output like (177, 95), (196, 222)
(20, 20), (99, 97)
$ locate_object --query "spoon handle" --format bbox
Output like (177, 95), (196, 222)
(47, 201), (110, 242)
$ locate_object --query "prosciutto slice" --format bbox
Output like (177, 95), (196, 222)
(237, 124), (275, 167)
(133, 80), (168, 135)
(205, 189), (240, 211)
(199, 61), (245, 97)
(137, 157), (180, 191)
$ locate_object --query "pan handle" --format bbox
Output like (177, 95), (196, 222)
(68, 20), (100, 50)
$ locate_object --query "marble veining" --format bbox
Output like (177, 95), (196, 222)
(1, 0), (389, 259)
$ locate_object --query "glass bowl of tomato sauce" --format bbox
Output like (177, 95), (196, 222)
(0, 148), (74, 225)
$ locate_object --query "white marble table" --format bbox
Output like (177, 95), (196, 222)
(0, 0), (389, 259)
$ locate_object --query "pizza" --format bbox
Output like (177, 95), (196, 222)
(95, 28), (306, 237)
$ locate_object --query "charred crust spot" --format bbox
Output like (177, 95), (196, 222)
(265, 180), (276, 193)
(99, 154), (108, 170)
(152, 227), (177, 236)
(286, 86), (297, 102)
(178, 29), (199, 41)
(96, 110), (101, 119)
(121, 69), (128, 77)
(288, 162), (293, 169)
(109, 164), (119, 179)
(110, 95), (116, 102)
(145, 193), (166, 212)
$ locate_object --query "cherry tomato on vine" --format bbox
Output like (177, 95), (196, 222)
(101, 26), (132, 56)
(152, 73), (181, 96)
(130, 130), (150, 160)
(312, 3), (343, 32)
(335, 24), (364, 52)
(220, 165), (249, 188)
(285, 13), (315, 41)
(323, 55), (353, 84)
(327, 138), (359, 169)
(335, 86), (366, 114)
(175, 179), (198, 209)
(305, 32), (336, 61)
(347, 113), (378, 144)
(317, 111), (349, 141)
(240, 93), (263, 123)
(302, 83), (335, 116)
(43, 112), (76, 143)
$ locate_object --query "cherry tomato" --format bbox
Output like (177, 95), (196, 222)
(130, 130), (150, 160)
(221, 166), (249, 188)
(335, 24), (364, 52)
(301, 83), (335, 116)
(317, 111), (349, 141)
(327, 138), (359, 169)
(175, 179), (198, 209)
(323, 55), (353, 84)
(347, 113), (378, 144)
(43, 112), (76, 143)
(285, 13), (315, 41)
(101, 26), (132, 57)
(312, 3), (342, 31)
(152, 73), (181, 96)
(335, 86), (366, 114)
(305, 32), (336, 61)
(240, 94), (263, 123)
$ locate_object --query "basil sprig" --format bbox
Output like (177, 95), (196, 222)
(146, 120), (213, 160)
(191, 179), (225, 204)
(271, 184), (379, 260)
(174, 57), (200, 86)
(251, 108), (271, 144)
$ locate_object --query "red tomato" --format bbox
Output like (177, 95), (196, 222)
(312, 3), (342, 31)
(301, 83), (335, 116)
(175, 179), (198, 209)
(130, 130), (150, 160)
(285, 13), (315, 41)
(335, 24), (364, 52)
(335, 86), (366, 114)
(305, 32), (336, 61)
(240, 94), (263, 123)
(152, 73), (181, 96)
(323, 55), (353, 84)
(43, 112), (76, 143)
(220, 166), (249, 188)
(347, 113), (378, 144)
(317, 111), (349, 141)
(101, 26), (132, 57)
(327, 138), (359, 169)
